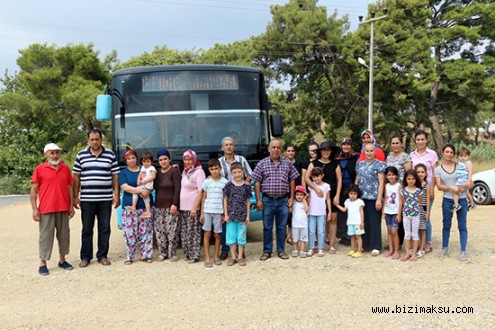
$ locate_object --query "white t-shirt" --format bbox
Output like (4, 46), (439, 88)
(384, 182), (400, 215)
(292, 200), (308, 228)
(201, 177), (228, 214)
(345, 198), (365, 225)
(140, 165), (156, 190)
(308, 182), (330, 216)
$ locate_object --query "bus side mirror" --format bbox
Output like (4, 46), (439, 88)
(270, 114), (283, 137)
(96, 95), (111, 121)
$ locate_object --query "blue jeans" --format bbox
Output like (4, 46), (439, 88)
(426, 199), (434, 244)
(308, 215), (325, 250)
(80, 201), (112, 261)
(262, 196), (289, 254)
(441, 197), (468, 252)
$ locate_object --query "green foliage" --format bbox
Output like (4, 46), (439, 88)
(2, 0), (495, 193)
(467, 143), (495, 163)
(118, 46), (202, 69)
(0, 173), (30, 195)
(0, 43), (109, 191)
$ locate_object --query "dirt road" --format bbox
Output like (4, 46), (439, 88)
(0, 194), (494, 329)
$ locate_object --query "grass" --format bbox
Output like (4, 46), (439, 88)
(472, 159), (495, 173)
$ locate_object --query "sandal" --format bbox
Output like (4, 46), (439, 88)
(187, 259), (198, 264)
(124, 260), (133, 265)
(260, 253), (271, 261)
(227, 258), (237, 266)
(213, 259), (222, 266)
(238, 258), (246, 266)
(329, 247), (336, 254)
(156, 255), (166, 262)
(424, 245), (433, 253)
(204, 261), (213, 268)
(141, 258), (152, 263)
(170, 256), (178, 262)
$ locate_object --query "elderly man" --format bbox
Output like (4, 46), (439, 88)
(31, 143), (75, 276)
(218, 136), (253, 260)
(73, 129), (120, 267)
(252, 139), (299, 260)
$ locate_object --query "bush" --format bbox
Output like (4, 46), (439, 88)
(0, 174), (30, 195)
(468, 143), (495, 162)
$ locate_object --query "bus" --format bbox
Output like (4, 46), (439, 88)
(96, 65), (282, 168)
(96, 65), (283, 223)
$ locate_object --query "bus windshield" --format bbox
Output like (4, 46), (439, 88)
(110, 68), (270, 163)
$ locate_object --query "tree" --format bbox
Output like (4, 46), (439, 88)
(252, 0), (358, 146)
(348, 0), (495, 151)
(0, 43), (110, 184)
(118, 46), (201, 69)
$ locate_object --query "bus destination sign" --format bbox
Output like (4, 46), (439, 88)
(142, 72), (239, 92)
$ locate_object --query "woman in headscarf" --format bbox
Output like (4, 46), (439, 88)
(154, 148), (181, 262)
(118, 150), (154, 264)
(357, 129), (386, 162)
(179, 149), (206, 263)
(335, 137), (359, 246)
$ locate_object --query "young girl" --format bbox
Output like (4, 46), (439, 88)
(307, 167), (332, 257)
(291, 185), (309, 258)
(414, 164), (431, 258)
(398, 170), (423, 262)
(383, 166), (401, 259)
(334, 184), (365, 258)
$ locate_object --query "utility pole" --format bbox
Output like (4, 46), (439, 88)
(359, 9), (388, 131)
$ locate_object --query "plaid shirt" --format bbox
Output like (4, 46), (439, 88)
(252, 157), (299, 197)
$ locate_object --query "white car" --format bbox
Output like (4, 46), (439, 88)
(471, 168), (495, 205)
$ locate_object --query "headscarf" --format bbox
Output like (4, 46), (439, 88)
(337, 137), (358, 160)
(360, 129), (382, 153)
(156, 148), (170, 159)
(123, 149), (137, 163)
(182, 149), (202, 177)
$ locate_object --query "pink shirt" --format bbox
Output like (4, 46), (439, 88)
(410, 147), (438, 185)
(180, 169), (206, 211)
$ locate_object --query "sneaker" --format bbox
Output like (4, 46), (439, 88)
(353, 252), (364, 258)
(307, 249), (314, 257)
(451, 204), (462, 213)
(371, 249), (380, 256)
(38, 265), (49, 276)
(348, 250), (356, 256)
(318, 250), (325, 257)
(468, 204), (477, 211)
(459, 252), (468, 261)
(437, 249), (449, 258)
(299, 251), (307, 258)
(58, 261), (74, 270)
(292, 250), (299, 257)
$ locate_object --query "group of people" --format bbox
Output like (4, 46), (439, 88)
(30, 128), (473, 275)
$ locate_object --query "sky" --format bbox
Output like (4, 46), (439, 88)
(1, 0), (373, 74)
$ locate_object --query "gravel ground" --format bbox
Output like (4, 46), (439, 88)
(1, 192), (494, 329)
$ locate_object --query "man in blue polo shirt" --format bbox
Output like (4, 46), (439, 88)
(73, 129), (120, 267)
(252, 139), (299, 260)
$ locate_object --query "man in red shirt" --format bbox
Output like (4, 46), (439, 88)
(30, 143), (75, 276)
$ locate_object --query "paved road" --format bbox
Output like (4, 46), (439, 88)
(0, 195), (30, 207)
